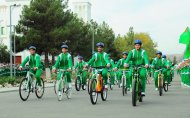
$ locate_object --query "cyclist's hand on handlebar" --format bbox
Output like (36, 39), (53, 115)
(52, 68), (56, 73)
(124, 63), (129, 68)
(113, 68), (117, 71)
(33, 67), (37, 70)
(67, 68), (72, 72)
(107, 64), (110, 68)
(18, 67), (22, 71)
(145, 64), (149, 68)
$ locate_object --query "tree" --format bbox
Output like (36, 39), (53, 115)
(173, 56), (177, 65)
(114, 28), (157, 61)
(16, 0), (73, 67)
(0, 43), (10, 63)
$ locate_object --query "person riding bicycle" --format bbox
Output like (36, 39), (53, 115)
(74, 56), (88, 89)
(19, 45), (43, 89)
(85, 42), (110, 89)
(151, 51), (168, 91)
(115, 52), (132, 91)
(52, 43), (73, 94)
(162, 55), (172, 86)
(108, 54), (115, 88)
(124, 40), (149, 96)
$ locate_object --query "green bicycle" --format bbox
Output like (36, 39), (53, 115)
(75, 69), (87, 91)
(131, 66), (144, 106)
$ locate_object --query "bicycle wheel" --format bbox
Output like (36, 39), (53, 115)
(19, 78), (30, 101)
(164, 83), (168, 92)
(122, 76), (126, 96)
(82, 84), (86, 90)
(90, 79), (98, 105)
(56, 80), (63, 101)
(35, 78), (45, 99)
(132, 79), (137, 106)
(110, 84), (113, 90)
(66, 87), (72, 99)
(75, 76), (81, 91)
(87, 79), (91, 94)
(54, 80), (57, 94)
(101, 86), (108, 101)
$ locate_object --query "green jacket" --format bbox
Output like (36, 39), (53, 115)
(152, 57), (167, 69)
(88, 52), (110, 67)
(125, 49), (149, 66)
(109, 59), (115, 69)
(20, 53), (42, 69)
(53, 52), (73, 69)
(75, 61), (87, 71)
(116, 58), (126, 69)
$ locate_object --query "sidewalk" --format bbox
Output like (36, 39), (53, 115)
(0, 83), (54, 93)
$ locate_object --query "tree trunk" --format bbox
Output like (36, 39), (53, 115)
(52, 54), (55, 65)
(45, 51), (49, 68)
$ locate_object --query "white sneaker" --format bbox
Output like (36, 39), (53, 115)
(105, 85), (108, 89)
(58, 91), (62, 96)
(155, 88), (158, 91)
(68, 83), (72, 89)
(83, 85), (86, 90)
(141, 92), (145, 96)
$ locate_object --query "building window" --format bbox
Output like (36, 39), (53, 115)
(1, 27), (5, 35)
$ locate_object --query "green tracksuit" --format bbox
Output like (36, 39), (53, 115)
(20, 53), (43, 86)
(124, 49), (149, 92)
(88, 52), (110, 85)
(75, 61), (88, 85)
(109, 59), (115, 85)
(53, 52), (73, 82)
(164, 59), (172, 84)
(151, 57), (167, 88)
(116, 58), (132, 88)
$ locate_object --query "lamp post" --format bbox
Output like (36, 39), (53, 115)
(9, 4), (21, 77)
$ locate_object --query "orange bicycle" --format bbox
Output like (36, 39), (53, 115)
(90, 66), (108, 105)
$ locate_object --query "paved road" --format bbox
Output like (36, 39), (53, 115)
(0, 75), (190, 118)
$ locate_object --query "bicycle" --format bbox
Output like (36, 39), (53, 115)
(118, 69), (129, 96)
(19, 68), (44, 101)
(75, 69), (87, 91)
(54, 69), (72, 101)
(87, 67), (95, 94)
(154, 69), (164, 96)
(131, 66), (144, 106)
(107, 69), (114, 90)
(90, 66), (108, 105)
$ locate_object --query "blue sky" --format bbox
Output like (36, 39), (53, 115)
(70, 0), (190, 54)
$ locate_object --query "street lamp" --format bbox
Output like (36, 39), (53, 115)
(9, 4), (21, 78)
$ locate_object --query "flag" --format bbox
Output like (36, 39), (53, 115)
(179, 27), (190, 45)
(184, 44), (190, 60)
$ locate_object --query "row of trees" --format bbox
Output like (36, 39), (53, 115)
(114, 27), (157, 61)
(14, 0), (161, 67)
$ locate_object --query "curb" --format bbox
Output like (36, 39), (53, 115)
(0, 84), (54, 93)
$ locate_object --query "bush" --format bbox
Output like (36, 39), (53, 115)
(0, 76), (22, 86)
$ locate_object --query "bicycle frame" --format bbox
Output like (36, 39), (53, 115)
(25, 70), (36, 91)
(57, 69), (68, 91)
(132, 66), (143, 94)
(154, 69), (163, 87)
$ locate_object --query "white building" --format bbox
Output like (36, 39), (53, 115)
(72, 0), (91, 22)
(0, 0), (91, 64)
